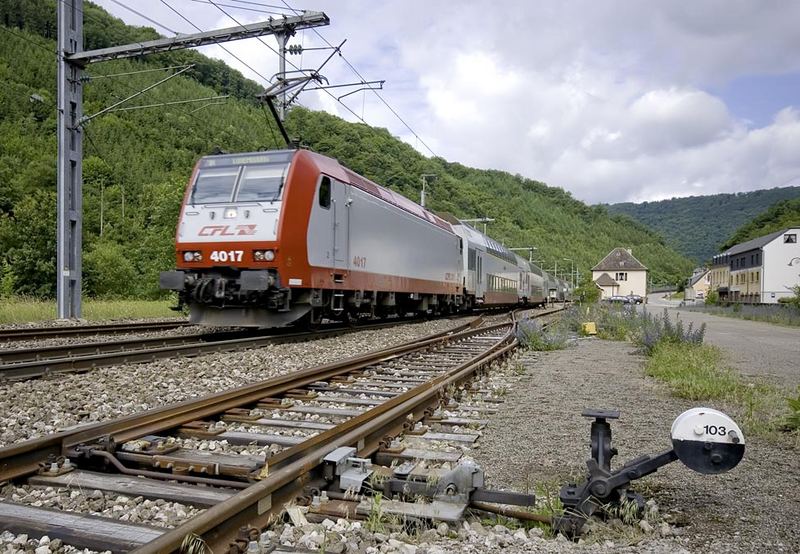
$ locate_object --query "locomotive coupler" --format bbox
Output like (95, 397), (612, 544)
(553, 407), (745, 538)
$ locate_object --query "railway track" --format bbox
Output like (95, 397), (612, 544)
(0, 320), (191, 343)
(0, 308), (562, 552)
(0, 317), (444, 381)
(0, 306), (559, 381)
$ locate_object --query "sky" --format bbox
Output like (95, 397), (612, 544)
(92, 0), (800, 204)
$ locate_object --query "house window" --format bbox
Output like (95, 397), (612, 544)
(784, 234), (797, 243)
(615, 272), (628, 281)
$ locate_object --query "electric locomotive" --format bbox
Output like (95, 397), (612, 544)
(160, 149), (463, 327)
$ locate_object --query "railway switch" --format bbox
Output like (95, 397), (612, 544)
(554, 407), (745, 537)
(323, 446), (374, 492)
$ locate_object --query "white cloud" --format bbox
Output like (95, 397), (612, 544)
(92, 0), (800, 203)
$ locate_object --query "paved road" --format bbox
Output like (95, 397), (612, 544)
(646, 293), (800, 388)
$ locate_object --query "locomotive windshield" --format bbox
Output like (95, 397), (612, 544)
(191, 167), (239, 204)
(237, 164), (289, 201)
(190, 156), (291, 205)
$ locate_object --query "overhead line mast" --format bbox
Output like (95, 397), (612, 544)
(56, 0), (329, 319)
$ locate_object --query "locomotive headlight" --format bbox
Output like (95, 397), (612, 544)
(183, 251), (202, 262)
(253, 249), (276, 262)
(224, 208), (237, 219)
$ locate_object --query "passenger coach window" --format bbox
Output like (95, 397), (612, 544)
(319, 177), (331, 208)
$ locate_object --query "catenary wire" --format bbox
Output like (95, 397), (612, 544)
(186, 0), (292, 17)
(160, 0), (277, 86)
(205, 0), (371, 125)
(109, 0), (179, 35)
(279, 0), (438, 157)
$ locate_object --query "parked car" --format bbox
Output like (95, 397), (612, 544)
(626, 294), (644, 304)
(607, 295), (630, 304)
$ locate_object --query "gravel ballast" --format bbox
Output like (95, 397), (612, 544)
(4, 314), (791, 553)
(0, 318), (467, 448)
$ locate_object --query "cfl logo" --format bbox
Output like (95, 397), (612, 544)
(198, 224), (257, 236)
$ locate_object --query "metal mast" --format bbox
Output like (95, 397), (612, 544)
(55, 1), (328, 318)
(56, 0), (84, 319)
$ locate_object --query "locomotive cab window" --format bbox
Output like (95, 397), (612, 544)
(319, 177), (331, 209)
(191, 167), (239, 204)
(236, 164), (289, 202)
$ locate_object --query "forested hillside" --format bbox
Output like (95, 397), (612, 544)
(721, 198), (800, 250)
(607, 187), (800, 263)
(0, 0), (693, 300)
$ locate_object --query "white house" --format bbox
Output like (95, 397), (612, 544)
(685, 268), (710, 301)
(592, 248), (648, 299)
(726, 227), (800, 304)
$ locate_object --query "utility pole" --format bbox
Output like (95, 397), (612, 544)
(461, 217), (495, 235)
(55, 0), (328, 318)
(563, 257), (574, 289)
(420, 174), (435, 208)
(508, 247), (537, 263)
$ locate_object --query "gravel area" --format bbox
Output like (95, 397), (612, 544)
(0, 484), (201, 528)
(472, 339), (800, 553)
(0, 317), (185, 330)
(0, 324), (204, 351)
(0, 318), (468, 448)
(265, 518), (688, 554)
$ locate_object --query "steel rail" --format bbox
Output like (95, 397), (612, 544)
(0, 318), (483, 482)
(0, 321), (190, 343)
(0, 330), (243, 365)
(136, 322), (519, 552)
(0, 317), (441, 381)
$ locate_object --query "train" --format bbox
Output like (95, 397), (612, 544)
(159, 148), (570, 327)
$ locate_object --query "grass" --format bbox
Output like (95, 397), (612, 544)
(644, 342), (791, 437)
(644, 343), (739, 400)
(0, 296), (180, 324)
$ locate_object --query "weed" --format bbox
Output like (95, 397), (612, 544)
(366, 493), (386, 533)
(179, 533), (210, 554)
(512, 363), (527, 375)
(516, 317), (569, 351)
(602, 495), (641, 525)
(636, 310), (705, 355)
(783, 386), (800, 432)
